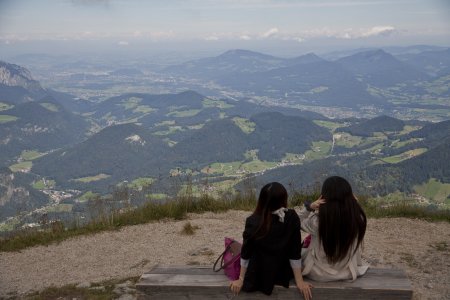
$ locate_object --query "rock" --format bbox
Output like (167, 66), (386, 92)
(76, 282), (91, 288)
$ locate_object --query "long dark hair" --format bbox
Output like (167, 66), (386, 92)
(318, 176), (367, 264)
(253, 182), (288, 239)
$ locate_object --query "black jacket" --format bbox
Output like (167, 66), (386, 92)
(241, 209), (302, 295)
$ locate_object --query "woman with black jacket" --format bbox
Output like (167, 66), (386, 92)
(230, 182), (313, 299)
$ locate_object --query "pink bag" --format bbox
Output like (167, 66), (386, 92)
(213, 237), (242, 280)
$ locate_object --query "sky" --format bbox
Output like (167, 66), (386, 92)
(0, 0), (449, 57)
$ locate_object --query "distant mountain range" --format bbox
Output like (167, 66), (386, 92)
(164, 47), (449, 108)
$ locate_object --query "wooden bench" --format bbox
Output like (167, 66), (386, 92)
(136, 265), (413, 299)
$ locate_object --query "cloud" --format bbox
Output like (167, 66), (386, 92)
(261, 27), (279, 38)
(118, 40), (129, 46)
(239, 35), (252, 40)
(70, 0), (111, 7)
(204, 35), (219, 41)
(360, 26), (396, 37)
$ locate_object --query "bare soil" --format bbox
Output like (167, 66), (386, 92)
(1, 211), (449, 299)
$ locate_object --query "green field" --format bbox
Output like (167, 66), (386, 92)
(167, 109), (201, 118)
(203, 158), (277, 177)
(155, 120), (175, 127)
(128, 177), (154, 189)
(119, 97), (142, 109)
(32, 179), (56, 190)
(132, 105), (155, 114)
(187, 123), (205, 130)
(0, 115), (18, 123)
(153, 126), (185, 135)
(313, 120), (346, 132)
(20, 150), (45, 161)
(232, 117), (255, 134)
(0, 218), (20, 232)
(77, 191), (100, 202)
(304, 141), (332, 161)
(334, 133), (363, 148)
(310, 86), (329, 93)
(282, 153), (305, 164)
(39, 102), (59, 112)
(0, 102), (13, 111)
(9, 161), (32, 172)
(391, 138), (422, 149)
(74, 174), (110, 183)
(202, 98), (234, 109)
(381, 148), (427, 164)
(146, 193), (167, 200)
(414, 179), (450, 205)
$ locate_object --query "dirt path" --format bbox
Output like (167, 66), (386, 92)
(1, 211), (449, 299)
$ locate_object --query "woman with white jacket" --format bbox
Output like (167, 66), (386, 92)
(298, 176), (369, 282)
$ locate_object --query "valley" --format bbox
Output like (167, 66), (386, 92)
(1, 46), (449, 232)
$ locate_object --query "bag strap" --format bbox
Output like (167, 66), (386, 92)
(212, 242), (241, 272)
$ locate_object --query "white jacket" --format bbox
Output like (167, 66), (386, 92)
(297, 207), (369, 282)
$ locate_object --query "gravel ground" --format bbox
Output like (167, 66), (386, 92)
(1, 210), (449, 299)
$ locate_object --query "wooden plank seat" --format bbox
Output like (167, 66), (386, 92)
(136, 265), (413, 299)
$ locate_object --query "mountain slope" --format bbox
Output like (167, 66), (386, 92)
(219, 60), (381, 107)
(337, 49), (429, 87)
(0, 61), (46, 104)
(340, 115), (405, 137)
(32, 123), (171, 187)
(0, 99), (88, 166)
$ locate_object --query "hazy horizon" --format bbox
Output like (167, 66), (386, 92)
(1, 0), (449, 58)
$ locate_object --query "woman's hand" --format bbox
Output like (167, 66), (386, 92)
(311, 196), (325, 211)
(297, 281), (313, 300)
(230, 278), (243, 296)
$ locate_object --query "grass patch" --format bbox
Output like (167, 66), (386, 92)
(32, 179), (56, 190)
(153, 126), (184, 136)
(119, 97), (142, 110)
(133, 105), (155, 114)
(128, 177), (154, 189)
(0, 102), (14, 111)
(0, 114), (18, 123)
(39, 102), (59, 112)
(9, 161), (32, 172)
(359, 197), (450, 222)
(77, 191), (100, 202)
(146, 193), (167, 200)
(414, 178), (450, 205)
(304, 141), (331, 160)
(180, 222), (199, 235)
(313, 120), (345, 132)
(21, 150), (45, 161)
(334, 132), (363, 148)
(74, 174), (110, 183)
(25, 276), (139, 300)
(1, 192), (449, 252)
(232, 117), (256, 134)
(381, 148), (427, 164)
(202, 98), (234, 109)
(167, 109), (201, 118)
(310, 86), (329, 93)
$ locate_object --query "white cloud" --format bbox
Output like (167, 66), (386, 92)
(204, 35), (219, 41)
(239, 34), (251, 40)
(261, 27), (279, 38)
(360, 26), (396, 37)
(118, 40), (129, 46)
